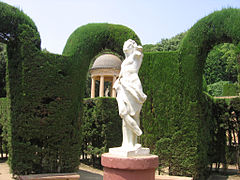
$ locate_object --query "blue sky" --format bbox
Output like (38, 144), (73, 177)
(1, 0), (240, 54)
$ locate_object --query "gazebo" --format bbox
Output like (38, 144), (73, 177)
(89, 54), (122, 98)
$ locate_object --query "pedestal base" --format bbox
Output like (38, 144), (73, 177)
(101, 153), (158, 180)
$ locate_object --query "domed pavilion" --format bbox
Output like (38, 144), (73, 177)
(90, 54), (122, 98)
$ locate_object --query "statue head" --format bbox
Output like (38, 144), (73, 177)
(123, 39), (137, 56)
(123, 39), (142, 57)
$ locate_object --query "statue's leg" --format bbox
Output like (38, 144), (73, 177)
(122, 120), (134, 148)
(132, 112), (140, 146)
(122, 120), (127, 147)
(123, 114), (142, 136)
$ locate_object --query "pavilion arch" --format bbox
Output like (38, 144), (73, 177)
(179, 8), (240, 101)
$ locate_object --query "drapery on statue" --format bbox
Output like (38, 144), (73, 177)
(113, 39), (147, 150)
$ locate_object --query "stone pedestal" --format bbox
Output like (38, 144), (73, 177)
(101, 153), (158, 180)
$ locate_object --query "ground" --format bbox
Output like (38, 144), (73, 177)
(0, 159), (239, 180)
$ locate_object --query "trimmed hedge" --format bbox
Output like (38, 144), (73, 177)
(222, 83), (239, 96)
(180, 8), (240, 99)
(140, 51), (181, 173)
(176, 8), (240, 178)
(1, 2), (141, 175)
(7, 24), (83, 174)
(81, 98), (122, 167)
(0, 97), (9, 154)
(0, 2), (39, 44)
(63, 23), (141, 57)
(140, 52), (180, 149)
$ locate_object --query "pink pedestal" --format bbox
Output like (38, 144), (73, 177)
(101, 153), (158, 180)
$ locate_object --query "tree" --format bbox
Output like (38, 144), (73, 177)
(204, 43), (238, 85)
(143, 32), (186, 52)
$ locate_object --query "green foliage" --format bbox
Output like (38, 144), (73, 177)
(0, 2), (141, 175)
(81, 98), (122, 167)
(208, 99), (228, 168)
(140, 51), (181, 173)
(63, 23), (141, 58)
(0, 2), (81, 174)
(223, 83), (239, 96)
(143, 32), (186, 52)
(0, 42), (7, 97)
(0, 98), (9, 153)
(210, 98), (240, 169)
(204, 43), (238, 85)
(180, 8), (240, 100)
(0, 2), (39, 44)
(177, 8), (240, 179)
(7, 25), (82, 175)
(207, 81), (230, 97)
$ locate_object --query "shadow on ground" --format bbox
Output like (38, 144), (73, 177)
(0, 157), (8, 163)
(77, 169), (103, 180)
(208, 168), (240, 180)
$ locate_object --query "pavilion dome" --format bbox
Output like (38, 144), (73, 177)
(91, 54), (122, 70)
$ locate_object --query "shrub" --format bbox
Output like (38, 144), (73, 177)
(0, 98), (9, 154)
(81, 98), (122, 167)
(223, 83), (239, 96)
(207, 81), (230, 96)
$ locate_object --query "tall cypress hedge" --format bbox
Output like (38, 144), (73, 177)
(0, 2), (141, 175)
(7, 24), (83, 174)
(140, 52), (180, 149)
(140, 8), (240, 179)
(177, 8), (240, 178)
(140, 51), (212, 178)
(81, 98), (122, 167)
(0, 97), (9, 155)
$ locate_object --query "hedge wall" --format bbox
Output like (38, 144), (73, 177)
(222, 83), (239, 96)
(0, 2), (39, 44)
(0, 97), (9, 154)
(81, 98), (122, 167)
(140, 52), (180, 148)
(6, 24), (84, 174)
(1, 1), (141, 175)
(180, 8), (240, 100)
(176, 8), (240, 178)
(140, 51), (182, 173)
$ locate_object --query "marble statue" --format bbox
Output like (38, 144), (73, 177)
(105, 87), (109, 97)
(111, 39), (149, 156)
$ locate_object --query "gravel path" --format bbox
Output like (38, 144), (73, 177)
(0, 159), (13, 180)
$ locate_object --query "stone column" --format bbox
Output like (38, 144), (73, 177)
(91, 77), (96, 98)
(111, 76), (117, 97)
(99, 75), (104, 97)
